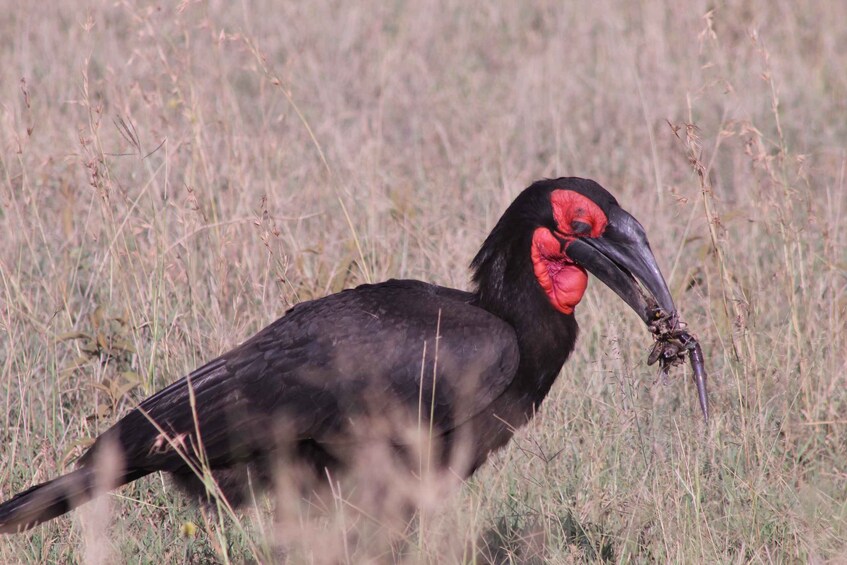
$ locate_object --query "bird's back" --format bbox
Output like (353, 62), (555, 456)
(82, 279), (522, 478)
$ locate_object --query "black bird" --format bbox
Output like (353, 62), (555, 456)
(0, 177), (687, 533)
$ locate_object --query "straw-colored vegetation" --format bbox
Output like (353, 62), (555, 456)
(2, 1), (846, 562)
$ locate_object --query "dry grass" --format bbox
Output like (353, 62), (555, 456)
(2, 0), (846, 562)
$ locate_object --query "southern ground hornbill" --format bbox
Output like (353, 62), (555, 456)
(0, 177), (707, 533)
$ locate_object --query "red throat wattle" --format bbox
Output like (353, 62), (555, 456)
(531, 228), (587, 314)
(531, 190), (608, 314)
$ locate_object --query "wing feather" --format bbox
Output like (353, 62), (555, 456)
(82, 280), (520, 472)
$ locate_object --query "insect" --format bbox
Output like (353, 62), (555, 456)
(647, 308), (710, 421)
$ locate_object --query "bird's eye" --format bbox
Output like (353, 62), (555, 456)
(571, 220), (592, 235)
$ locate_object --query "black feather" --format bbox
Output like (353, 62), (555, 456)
(0, 178), (619, 532)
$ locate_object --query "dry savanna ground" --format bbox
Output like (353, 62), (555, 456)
(2, 1), (846, 563)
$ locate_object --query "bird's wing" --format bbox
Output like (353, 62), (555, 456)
(81, 280), (520, 472)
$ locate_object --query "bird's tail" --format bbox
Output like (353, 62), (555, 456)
(0, 466), (146, 534)
(0, 468), (97, 533)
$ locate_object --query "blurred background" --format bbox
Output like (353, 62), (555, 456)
(1, 1), (845, 562)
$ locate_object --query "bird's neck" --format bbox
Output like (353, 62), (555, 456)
(470, 225), (578, 380)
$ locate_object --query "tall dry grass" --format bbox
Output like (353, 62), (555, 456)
(1, 0), (846, 562)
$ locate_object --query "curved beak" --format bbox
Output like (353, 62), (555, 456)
(565, 205), (710, 422)
(565, 206), (675, 324)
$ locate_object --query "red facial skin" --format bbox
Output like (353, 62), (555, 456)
(531, 190), (608, 314)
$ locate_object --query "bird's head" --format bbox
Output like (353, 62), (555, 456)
(473, 177), (708, 419)
(473, 177), (676, 325)
(527, 177), (675, 323)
